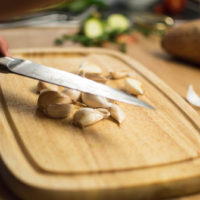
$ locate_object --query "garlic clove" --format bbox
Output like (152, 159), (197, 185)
(84, 73), (107, 83)
(73, 101), (87, 107)
(110, 70), (129, 79)
(62, 88), (81, 101)
(124, 78), (143, 95)
(96, 108), (110, 118)
(79, 62), (102, 75)
(109, 104), (125, 124)
(73, 108), (105, 127)
(81, 93), (111, 108)
(44, 103), (74, 119)
(186, 85), (200, 107)
(37, 90), (72, 110)
(39, 88), (50, 94)
(37, 81), (58, 94)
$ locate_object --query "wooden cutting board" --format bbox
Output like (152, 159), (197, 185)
(1, 48), (200, 200)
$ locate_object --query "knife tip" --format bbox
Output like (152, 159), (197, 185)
(145, 103), (155, 110)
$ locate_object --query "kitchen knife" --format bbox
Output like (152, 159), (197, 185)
(0, 57), (154, 109)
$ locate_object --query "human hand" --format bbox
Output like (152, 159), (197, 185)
(0, 35), (11, 57)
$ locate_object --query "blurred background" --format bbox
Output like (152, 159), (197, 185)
(1, 0), (199, 23)
(0, 0), (199, 26)
(0, 0), (199, 51)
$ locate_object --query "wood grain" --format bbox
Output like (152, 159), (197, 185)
(1, 48), (200, 199)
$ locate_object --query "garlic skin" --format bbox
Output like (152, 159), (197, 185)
(44, 104), (74, 118)
(37, 90), (72, 110)
(124, 78), (143, 95)
(109, 104), (125, 124)
(186, 85), (200, 107)
(79, 62), (102, 75)
(81, 93), (111, 108)
(37, 81), (58, 94)
(73, 108), (107, 127)
(62, 88), (81, 101)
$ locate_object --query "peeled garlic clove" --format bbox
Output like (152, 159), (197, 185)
(62, 88), (81, 101)
(44, 103), (74, 119)
(109, 104), (125, 124)
(37, 90), (72, 110)
(110, 70), (129, 79)
(37, 81), (58, 94)
(124, 78), (143, 95)
(84, 73), (107, 83)
(81, 93), (111, 108)
(186, 85), (200, 107)
(79, 62), (102, 75)
(73, 108), (105, 127)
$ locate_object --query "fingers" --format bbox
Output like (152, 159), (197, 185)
(0, 35), (11, 57)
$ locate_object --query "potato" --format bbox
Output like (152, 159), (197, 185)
(161, 19), (200, 64)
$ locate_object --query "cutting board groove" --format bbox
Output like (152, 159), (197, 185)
(1, 48), (200, 200)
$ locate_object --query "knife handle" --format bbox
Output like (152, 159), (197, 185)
(0, 57), (20, 73)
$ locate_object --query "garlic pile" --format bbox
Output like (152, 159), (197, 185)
(35, 61), (144, 128)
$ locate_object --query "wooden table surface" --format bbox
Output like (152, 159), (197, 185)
(1, 27), (200, 200)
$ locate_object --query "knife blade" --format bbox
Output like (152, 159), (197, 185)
(0, 57), (154, 109)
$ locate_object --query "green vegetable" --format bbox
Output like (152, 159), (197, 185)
(50, 0), (107, 13)
(107, 14), (130, 32)
(55, 13), (133, 53)
(84, 18), (104, 38)
(55, 38), (63, 45)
